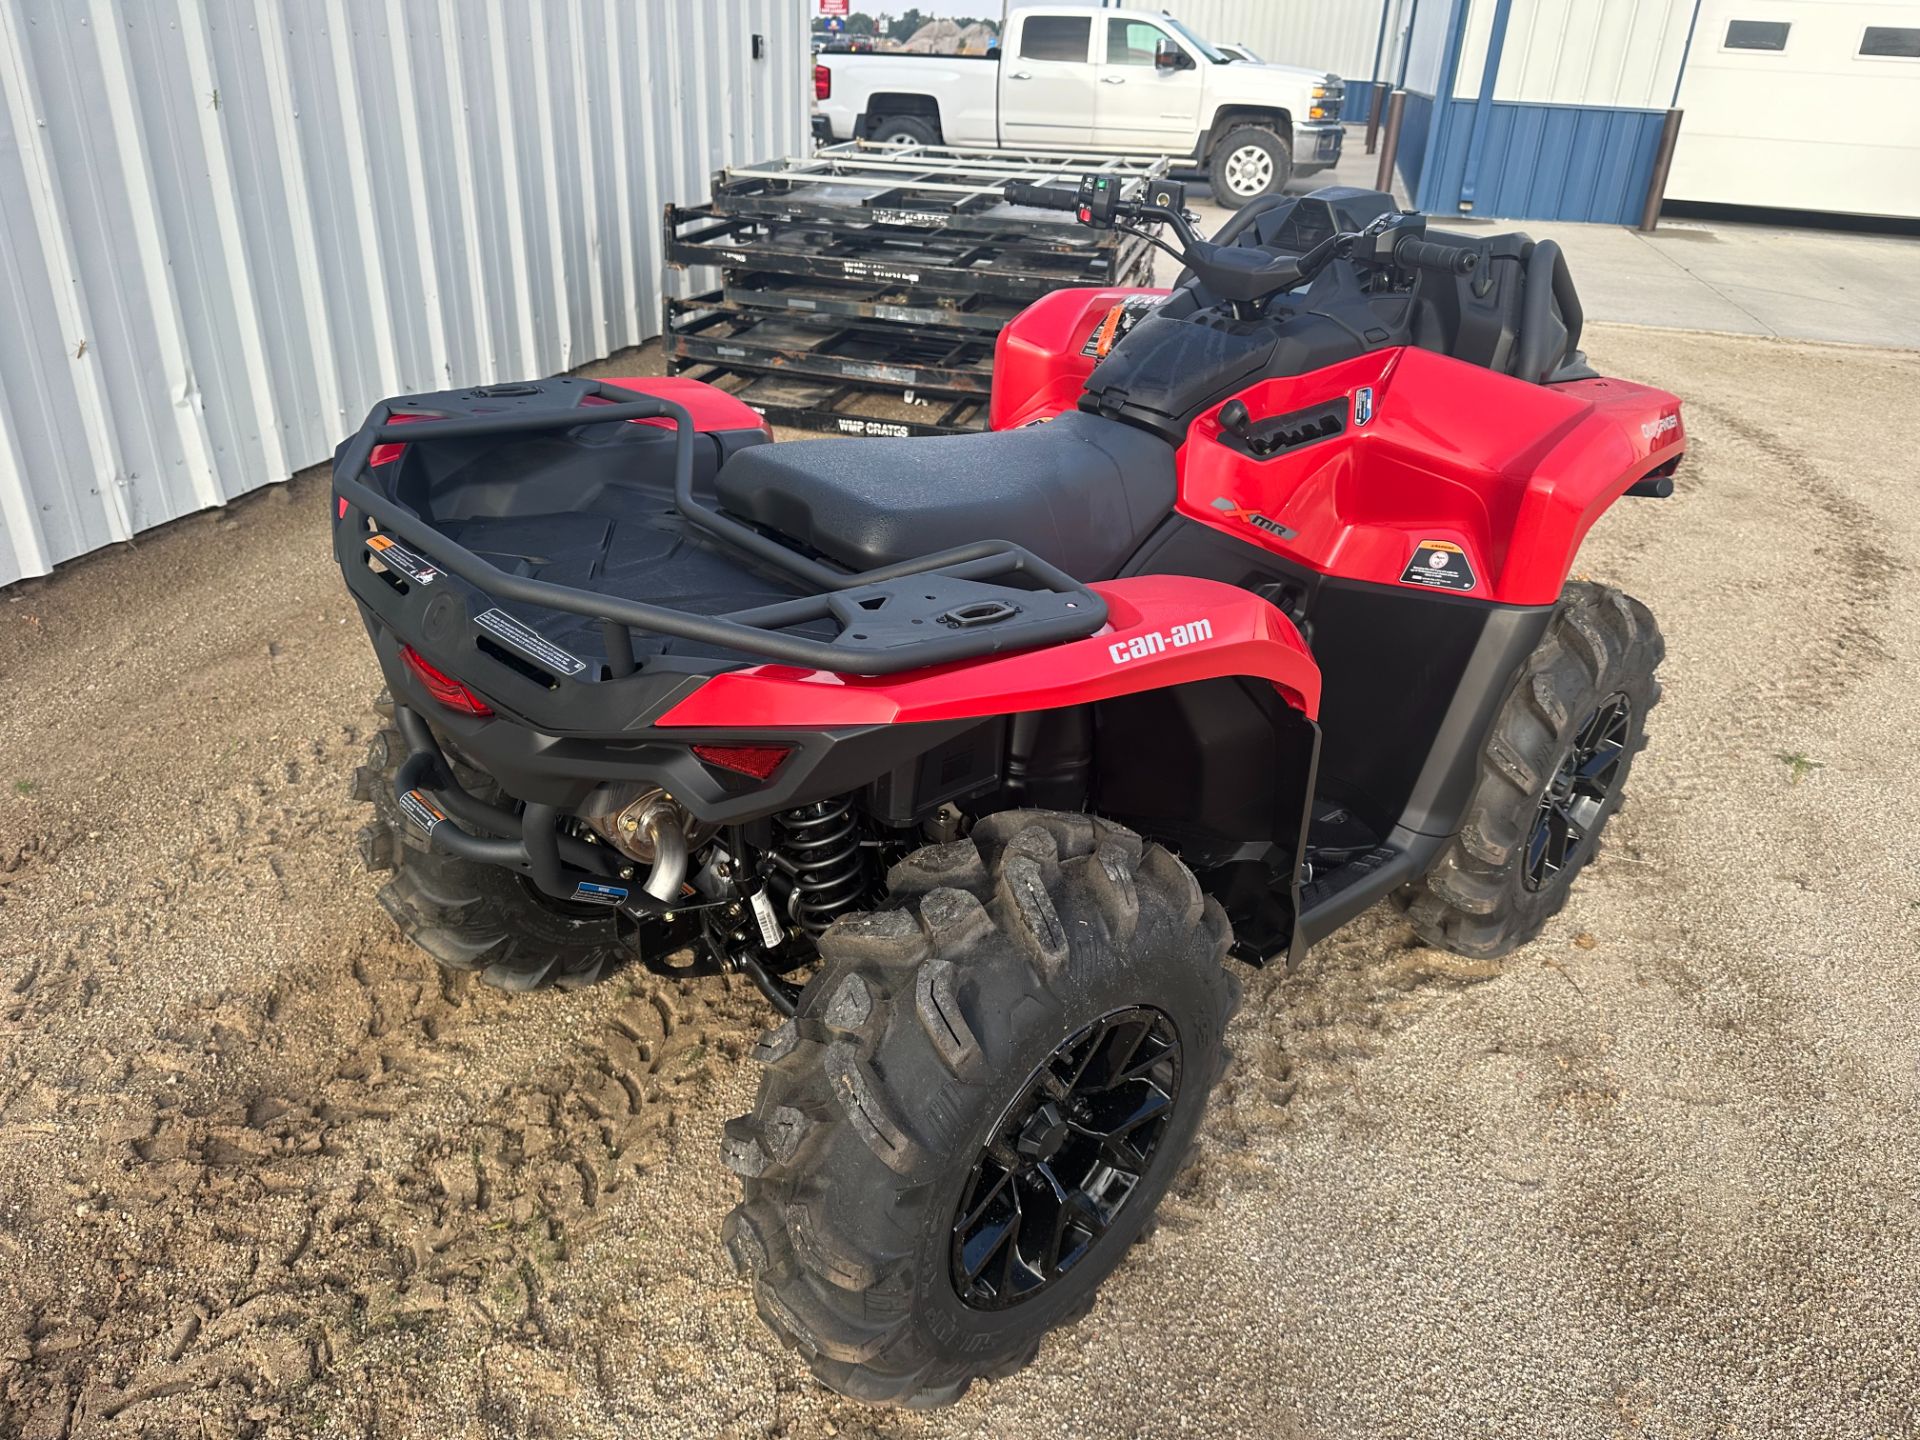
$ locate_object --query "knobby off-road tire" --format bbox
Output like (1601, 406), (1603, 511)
(722, 811), (1241, 1407)
(1396, 582), (1664, 957)
(351, 702), (627, 991)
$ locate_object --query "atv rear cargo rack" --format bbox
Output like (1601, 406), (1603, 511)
(333, 380), (1102, 712)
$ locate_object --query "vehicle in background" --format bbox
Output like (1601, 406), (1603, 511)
(1216, 41), (1266, 64)
(811, 6), (1345, 208)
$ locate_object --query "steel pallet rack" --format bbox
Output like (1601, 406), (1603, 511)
(664, 143), (1170, 436)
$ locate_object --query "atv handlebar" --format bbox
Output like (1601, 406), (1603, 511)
(1395, 238), (1479, 276)
(1003, 181), (1080, 212)
(1028, 172), (1482, 307)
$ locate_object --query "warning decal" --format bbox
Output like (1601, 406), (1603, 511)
(475, 608), (587, 677)
(572, 881), (629, 907)
(398, 788), (446, 836)
(1079, 295), (1160, 357)
(366, 533), (440, 585)
(1400, 540), (1477, 592)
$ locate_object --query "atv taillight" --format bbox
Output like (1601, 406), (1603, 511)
(371, 410), (437, 467)
(692, 743), (790, 781)
(400, 644), (494, 717)
(814, 63), (830, 101)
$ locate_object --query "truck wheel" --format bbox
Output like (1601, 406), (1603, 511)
(869, 113), (939, 149)
(1396, 583), (1664, 958)
(1208, 125), (1293, 209)
(722, 811), (1240, 1406)
(351, 706), (627, 992)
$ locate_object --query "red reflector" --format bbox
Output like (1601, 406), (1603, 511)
(814, 62), (830, 101)
(691, 743), (790, 781)
(400, 644), (494, 717)
(337, 495), (349, 519)
(371, 410), (438, 466)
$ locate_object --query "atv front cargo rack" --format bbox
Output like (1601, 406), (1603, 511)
(332, 380), (1106, 705)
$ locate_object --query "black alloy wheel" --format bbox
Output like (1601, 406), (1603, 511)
(1525, 693), (1632, 892)
(951, 1007), (1182, 1310)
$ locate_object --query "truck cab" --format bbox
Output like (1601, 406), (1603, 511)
(812, 6), (1346, 208)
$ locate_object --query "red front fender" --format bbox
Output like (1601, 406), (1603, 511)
(654, 576), (1320, 729)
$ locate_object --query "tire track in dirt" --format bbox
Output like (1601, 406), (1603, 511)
(0, 935), (756, 1437)
(1669, 396), (1905, 735)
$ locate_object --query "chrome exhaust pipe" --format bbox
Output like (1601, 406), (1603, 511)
(639, 803), (689, 903)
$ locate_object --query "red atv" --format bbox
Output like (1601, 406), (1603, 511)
(333, 181), (1680, 1405)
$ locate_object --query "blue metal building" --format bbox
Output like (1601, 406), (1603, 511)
(1391, 0), (1695, 226)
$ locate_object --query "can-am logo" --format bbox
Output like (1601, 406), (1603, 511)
(1109, 618), (1213, 664)
(1642, 414), (1680, 444)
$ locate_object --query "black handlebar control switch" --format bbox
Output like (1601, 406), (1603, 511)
(1075, 173), (1121, 228)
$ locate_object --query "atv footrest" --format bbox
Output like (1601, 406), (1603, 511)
(1298, 845), (1401, 913)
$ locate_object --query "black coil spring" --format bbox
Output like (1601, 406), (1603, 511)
(770, 798), (871, 936)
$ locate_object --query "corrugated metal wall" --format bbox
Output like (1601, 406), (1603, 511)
(1158, 0), (1389, 80)
(1455, 0), (1694, 104)
(0, 0), (808, 587)
(1398, 0), (1693, 225)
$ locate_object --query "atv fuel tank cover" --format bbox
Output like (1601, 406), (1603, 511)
(1399, 540), (1477, 592)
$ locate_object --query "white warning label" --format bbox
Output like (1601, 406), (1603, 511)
(474, 608), (588, 677)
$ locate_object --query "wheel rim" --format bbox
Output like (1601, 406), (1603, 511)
(951, 1006), (1182, 1310)
(1525, 693), (1632, 892)
(1222, 143), (1275, 196)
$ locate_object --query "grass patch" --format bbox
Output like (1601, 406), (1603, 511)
(1775, 752), (1824, 786)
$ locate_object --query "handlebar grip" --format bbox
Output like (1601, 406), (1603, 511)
(1397, 238), (1479, 275)
(1004, 181), (1080, 212)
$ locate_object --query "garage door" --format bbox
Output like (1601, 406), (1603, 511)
(1668, 0), (1920, 220)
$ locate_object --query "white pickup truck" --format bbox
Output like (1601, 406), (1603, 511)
(812, 7), (1346, 209)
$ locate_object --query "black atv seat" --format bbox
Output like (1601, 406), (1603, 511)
(712, 410), (1176, 581)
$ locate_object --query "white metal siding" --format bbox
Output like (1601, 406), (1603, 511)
(1157, 0), (1391, 78)
(1455, 0), (1695, 104)
(1669, 0), (1920, 218)
(1402, 0), (1457, 93)
(0, 0), (807, 586)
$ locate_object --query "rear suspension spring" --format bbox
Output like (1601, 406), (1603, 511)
(769, 798), (872, 936)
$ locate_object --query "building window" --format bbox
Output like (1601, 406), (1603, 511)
(1020, 15), (1090, 64)
(1724, 20), (1790, 51)
(1859, 26), (1920, 58)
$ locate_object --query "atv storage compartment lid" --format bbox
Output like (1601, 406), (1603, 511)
(712, 410), (1175, 582)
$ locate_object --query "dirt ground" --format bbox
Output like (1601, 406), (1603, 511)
(2, 325), (1917, 1439)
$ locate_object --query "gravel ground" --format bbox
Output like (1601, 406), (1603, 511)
(1, 325), (1916, 1439)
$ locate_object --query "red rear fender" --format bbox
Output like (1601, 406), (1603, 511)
(654, 576), (1320, 729)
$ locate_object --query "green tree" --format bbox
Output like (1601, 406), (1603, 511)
(846, 11), (876, 36)
(893, 7), (925, 39)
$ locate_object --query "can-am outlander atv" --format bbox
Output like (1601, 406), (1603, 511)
(334, 180), (1679, 1406)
